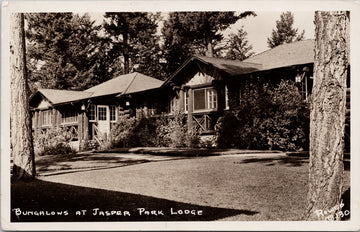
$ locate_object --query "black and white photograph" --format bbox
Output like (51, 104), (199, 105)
(1, 1), (360, 231)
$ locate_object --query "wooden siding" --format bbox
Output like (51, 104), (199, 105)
(185, 72), (214, 86)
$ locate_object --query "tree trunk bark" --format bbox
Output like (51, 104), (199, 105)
(306, 11), (349, 220)
(10, 13), (36, 180)
(123, 31), (130, 74)
(205, 40), (214, 57)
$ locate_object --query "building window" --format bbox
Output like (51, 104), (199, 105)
(184, 90), (189, 113)
(110, 105), (116, 121)
(41, 110), (52, 126)
(61, 110), (78, 123)
(89, 104), (96, 121)
(207, 88), (217, 109)
(98, 106), (107, 121)
(225, 85), (229, 110)
(169, 97), (176, 113)
(193, 87), (217, 111)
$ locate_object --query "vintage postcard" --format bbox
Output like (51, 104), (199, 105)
(1, 0), (360, 231)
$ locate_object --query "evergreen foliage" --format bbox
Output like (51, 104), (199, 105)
(222, 26), (255, 60)
(33, 127), (76, 156)
(25, 13), (111, 92)
(216, 80), (310, 151)
(103, 12), (167, 80)
(109, 113), (200, 148)
(267, 12), (305, 48)
(162, 11), (255, 74)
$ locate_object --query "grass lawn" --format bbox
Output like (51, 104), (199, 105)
(11, 152), (350, 221)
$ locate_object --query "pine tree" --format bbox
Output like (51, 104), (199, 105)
(103, 12), (166, 79)
(267, 12), (305, 48)
(222, 26), (255, 61)
(162, 11), (255, 74)
(26, 13), (109, 91)
(11, 13), (36, 180)
(306, 11), (349, 220)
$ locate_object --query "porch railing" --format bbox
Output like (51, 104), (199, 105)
(93, 123), (105, 148)
(192, 113), (217, 134)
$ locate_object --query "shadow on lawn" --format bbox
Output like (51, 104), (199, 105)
(36, 153), (189, 177)
(239, 156), (350, 170)
(11, 179), (258, 222)
(239, 156), (309, 167)
(38, 160), (151, 177)
(36, 153), (149, 170)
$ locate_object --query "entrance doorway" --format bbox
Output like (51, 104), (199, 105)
(96, 105), (110, 138)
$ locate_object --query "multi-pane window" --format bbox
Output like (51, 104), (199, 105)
(169, 97), (176, 113)
(89, 104), (96, 121)
(41, 110), (52, 126)
(98, 106), (107, 121)
(110, 105), (116, 121)
(61, 111), (78, 123)
(184, 90), (189, 113)
(193, 87), (217, 111)
(207, 88), (217, 109)
(225, 85), (229, 110)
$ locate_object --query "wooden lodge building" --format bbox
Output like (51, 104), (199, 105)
(29, 39), (350, 150)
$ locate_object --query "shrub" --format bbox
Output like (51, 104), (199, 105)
(124, 116), (160, 147)
(33, 127), (76, 156)
(215, 80), (310, 151)
(157, 113), (187, 147)
(156, 112), (201, 148)
(185, 127), (201, 148)
(110, 115), (137, 148)
(109, 112), (201, 148)
(84, 140), (99, 150)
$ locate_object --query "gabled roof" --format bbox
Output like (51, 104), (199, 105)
(243, 39), (314, 70)
(192, 56), (262, 76)
(162, 55), (262, 86)
(30, 72), (164, 107)
(36, 89), (93, 105)
(163, 40), (314, 87)
(85, 72), (163, 98)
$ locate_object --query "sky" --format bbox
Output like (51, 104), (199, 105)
(89, 11), (315, 54)
(225, 11), (315, 54)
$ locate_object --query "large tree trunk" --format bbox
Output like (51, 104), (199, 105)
(123, 31), (130, 74)
(205, 39), (214, 57)
(10, 13), (36, 180)
(306, 11), (349, 220)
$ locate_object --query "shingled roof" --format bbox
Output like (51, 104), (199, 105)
(163, 40), (314, 86)
(193, 56), (262, 76)
(243, 39), (314, 70)
(85, 72), (163, 98)
(162, 55), (262, 86)
(31, 72), (164, 107)
(36, 89), (93, 105)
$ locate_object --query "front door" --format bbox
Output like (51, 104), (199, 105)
(96, 105), (110, 139)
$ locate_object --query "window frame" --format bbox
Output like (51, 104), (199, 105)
(97, 106), (107, 121)
(89, 104), (96, 122)
(225, 85), (229, 110)
(61, 110), (78, 124)
(169, 97), (176, 114)
(41, 110), (52, 126)
(192, 86), (218, 112)
(184, 89), (189, 113)
(110, 105), (117, 122)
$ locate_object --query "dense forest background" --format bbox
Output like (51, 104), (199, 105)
(25, 11), (304, 93)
